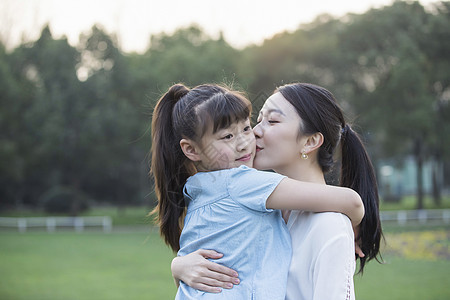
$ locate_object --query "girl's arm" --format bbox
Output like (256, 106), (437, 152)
(266, 178), (364, 227)
(171, 250), (240, 293)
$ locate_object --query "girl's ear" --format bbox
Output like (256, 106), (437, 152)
(180, 139), (201, 162)
(304, 132), (324, 154)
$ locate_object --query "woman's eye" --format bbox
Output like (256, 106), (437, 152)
(268, 120), (279, 124)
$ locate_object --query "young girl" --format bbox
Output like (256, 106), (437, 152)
(151, 83), (364, 299)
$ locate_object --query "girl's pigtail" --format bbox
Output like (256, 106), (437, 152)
(151, 84), (194, 252)
(340, 124), (383, 273)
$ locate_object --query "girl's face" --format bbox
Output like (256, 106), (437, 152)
(253, 92), (306, 172)
(195, 118), (256, 171)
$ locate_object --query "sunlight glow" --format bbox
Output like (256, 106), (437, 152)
(0, 0), (438, 53)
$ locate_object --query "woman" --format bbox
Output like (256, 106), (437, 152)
(171, 83), (383, 299)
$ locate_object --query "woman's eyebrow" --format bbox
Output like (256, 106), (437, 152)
(258, 108), (286, 118)
(267, 108), (285, 116)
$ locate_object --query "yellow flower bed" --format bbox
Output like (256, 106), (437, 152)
(384, 230), (450, 260)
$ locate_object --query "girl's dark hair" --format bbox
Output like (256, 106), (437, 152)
(150, 83), (251, 252)
(277, 82), (383, 273)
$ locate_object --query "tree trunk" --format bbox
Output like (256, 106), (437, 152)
(432, 157), (442, 206)
(414, 138), (424, 210)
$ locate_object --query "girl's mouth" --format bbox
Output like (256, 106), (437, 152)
(236, 154), (252, 161)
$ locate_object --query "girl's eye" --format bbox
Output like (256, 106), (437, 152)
(222, 134), (233, 140)
(244, 126), (251, 132)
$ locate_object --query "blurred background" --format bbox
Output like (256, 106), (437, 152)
(0, 0), (449, 299)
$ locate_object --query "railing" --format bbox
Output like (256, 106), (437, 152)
(0, 216), (113, 233)
(0, 210), (448, 232)
(380, 209), (450, 225)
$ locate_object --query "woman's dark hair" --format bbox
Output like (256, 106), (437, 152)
(277, 82), (383, 273)
(150, 83), (251, 252)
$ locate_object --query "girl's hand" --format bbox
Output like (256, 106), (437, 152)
(171, 249), (240, 293)
(353, 226), (365, 258)
(355, 242), (365, 258)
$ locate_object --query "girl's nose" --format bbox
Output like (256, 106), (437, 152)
(236, 135), (248, 151)
(236, 133), (254, 152)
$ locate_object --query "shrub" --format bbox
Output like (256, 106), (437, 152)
(40, 186), (90, 215)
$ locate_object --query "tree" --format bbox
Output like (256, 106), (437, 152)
(0, 42), (36, 208)
(145, 25), (240, 90)
(77, 25), (149, 209)
(336, 1), (447, 208)
(419, 1), (450, 204)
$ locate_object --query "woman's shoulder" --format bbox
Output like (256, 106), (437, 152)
(292, 212), (353, 240)
(311, 212), (352, 229)
(310, 212), (354, 244)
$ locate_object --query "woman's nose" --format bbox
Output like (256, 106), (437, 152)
(253, 123), (262, 139)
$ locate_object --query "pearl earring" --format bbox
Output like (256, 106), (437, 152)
(301, 151), (308, 160)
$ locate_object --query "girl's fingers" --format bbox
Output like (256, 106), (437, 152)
(354, 241), (365, 258)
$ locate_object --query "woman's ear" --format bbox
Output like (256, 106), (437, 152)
(304, 132), (324, 154)
(180, 139), (201, 162)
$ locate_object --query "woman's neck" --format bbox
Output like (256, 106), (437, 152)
(275, 160), (326, 185)
(277, 159), (326, 223)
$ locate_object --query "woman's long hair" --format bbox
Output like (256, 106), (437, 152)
(278, 82), (383, 273)
(150, 83), (251, 252)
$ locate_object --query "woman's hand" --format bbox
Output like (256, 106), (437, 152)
(171, 249), (240, 293)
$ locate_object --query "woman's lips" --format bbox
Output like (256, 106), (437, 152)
(236, 154), (252, 161)
(256, 146), (263, 153)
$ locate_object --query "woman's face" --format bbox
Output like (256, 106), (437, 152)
(253, 92), (306, 172)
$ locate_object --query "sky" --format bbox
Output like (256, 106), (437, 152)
(0, 0), (438, 53)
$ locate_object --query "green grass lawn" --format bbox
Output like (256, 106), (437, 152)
(355, 256), (450, 300)
(355, 228), (450, 300)
(1, 228), (449, 300)
(0, 230), (178, 300)
(0, 205), (154, 226)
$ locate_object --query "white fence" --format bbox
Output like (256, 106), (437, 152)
(0, 216), (112, 233)
(380, 209), (450, 225)
(0, 210), (448, 232)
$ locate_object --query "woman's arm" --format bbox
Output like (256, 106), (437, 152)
(266, 178), (364, 227)
(171, 249), (240, 293)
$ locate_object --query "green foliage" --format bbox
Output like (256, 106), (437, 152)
(40, 186), (90, 215)
(0, 2), (449, 210)
(145, 25), (240, 89)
